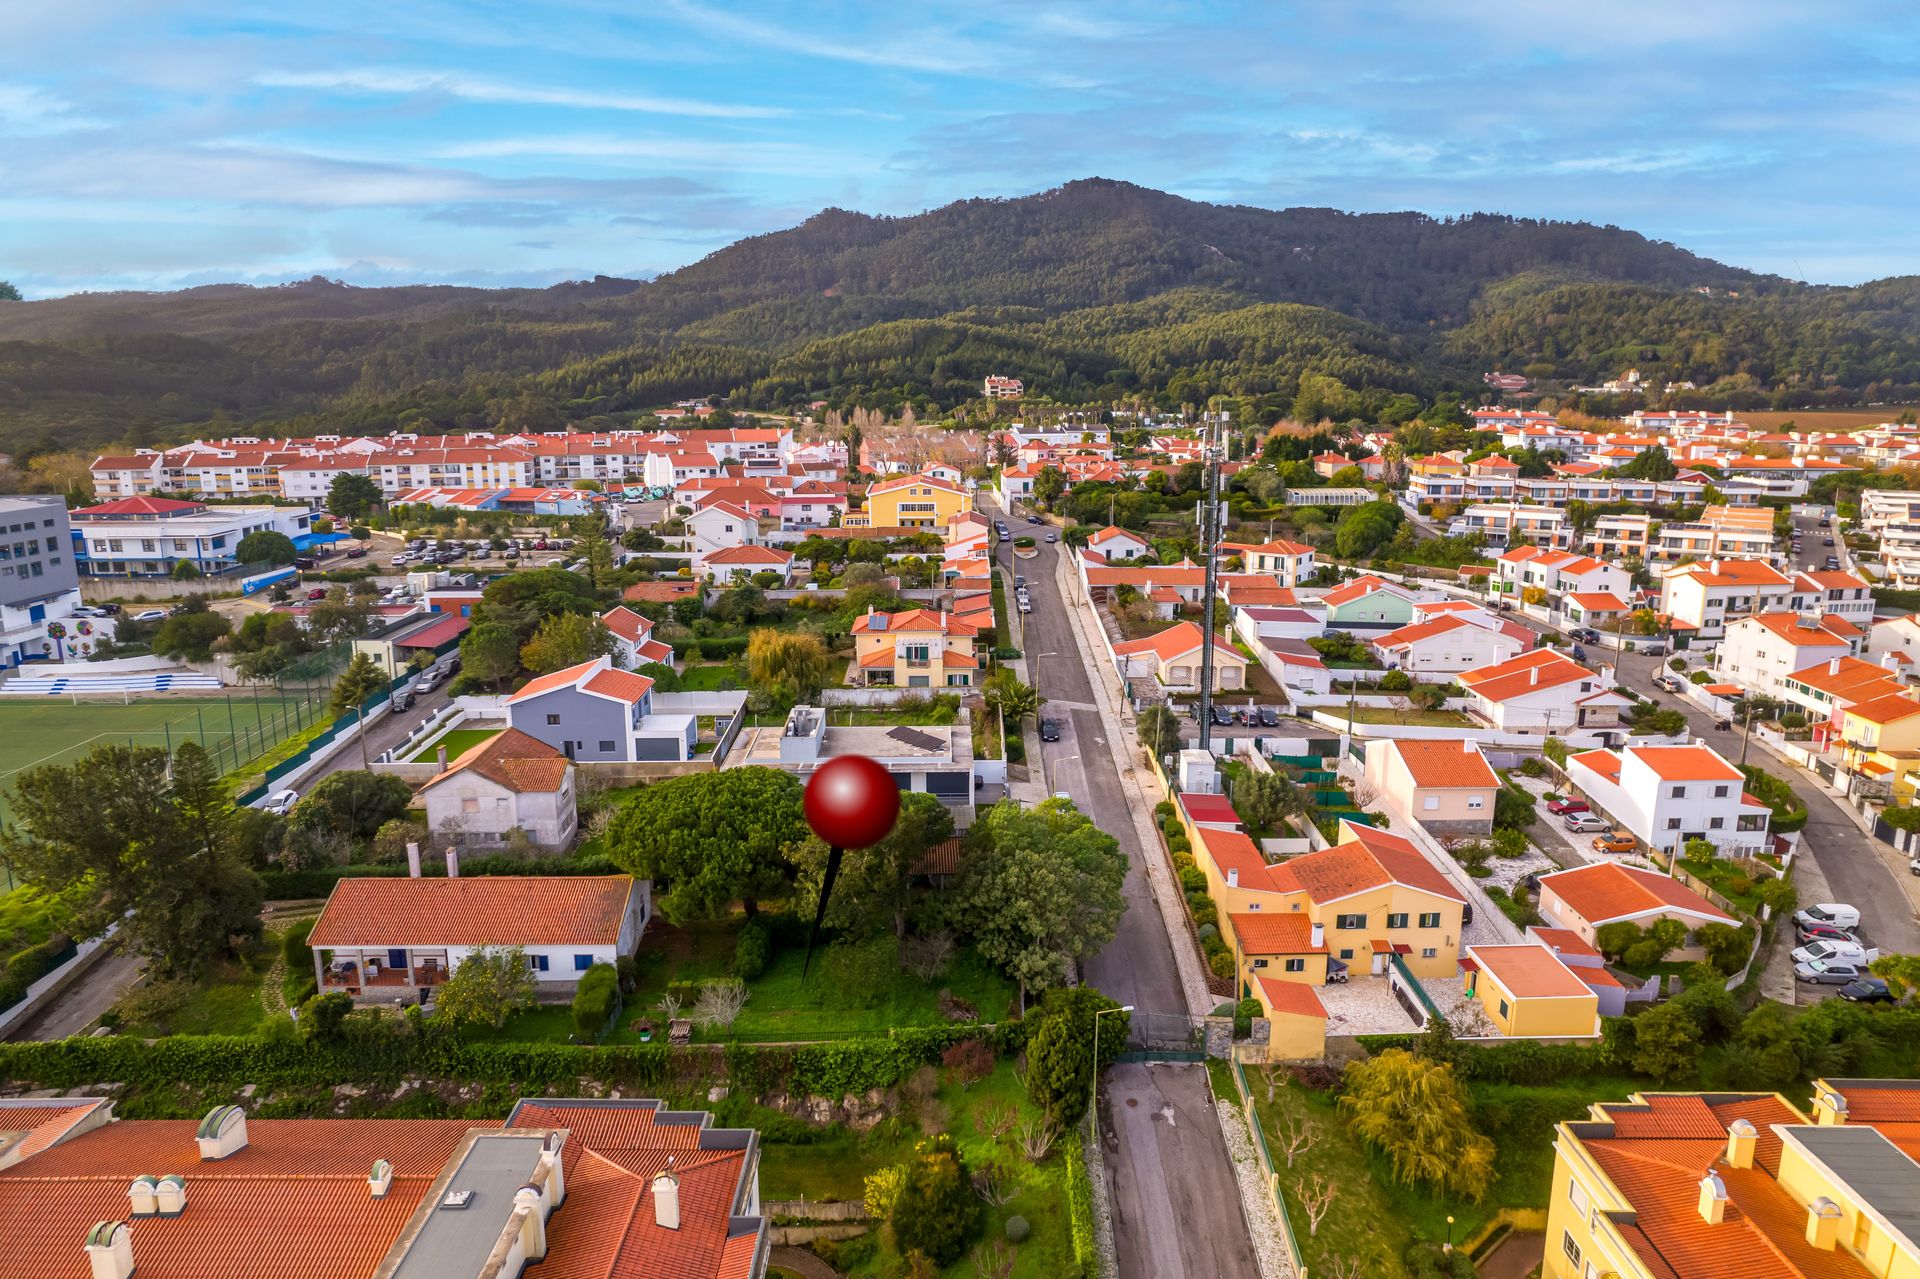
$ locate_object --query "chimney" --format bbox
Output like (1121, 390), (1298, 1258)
(195, 1105), (247, 1160)
(1726, 1119), (1757, 1170)
(1828, 657), (1842, 676)
(1310, 922), (1325, 949)
(1812, 1088), (1849, 1125)
(446, 847), (460, 879)
(405, 842), (422, 879)
(1227, 867), (1239, 887)
(369, 1159), (394, 1198)
(437, 745), (449, 768)
(1531, 665), (1540, 686)
(127, 1177), (158, 1217)
(515, 1185), (548, 1260)
(83, 1222), (134, 1279)
(652, 1162), (681, 1231)
(1697, 1171), (1728, 1224)
(154, 1175), (185, 1216)
(1806, 1196), (1844, 1250)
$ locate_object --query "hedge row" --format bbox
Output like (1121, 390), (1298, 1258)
(1349, 1034), (1609, 1085)
(1063, 1134), (1096, 1278)
(260, 853), (625, 899)
(0, 1022), (1030, 1098)
(0, 935), (77, 1014)
(693, 635), (749, 660)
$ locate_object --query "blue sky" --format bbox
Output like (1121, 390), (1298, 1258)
(3, 0), (1917, 297)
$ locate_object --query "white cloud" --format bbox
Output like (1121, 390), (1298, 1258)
(255, 67), (787, 119)
(433, 133), (849, 176)
(0, 82), (105, 135)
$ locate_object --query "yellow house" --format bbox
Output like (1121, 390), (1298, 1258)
(1209, 822), (1468, 991)
(1409, 453), (1466, 476)
(849, 607), (979, 688)
(1543, 1079), (1920, 1279)
(858, 472), (970, 528)
(1363, 738), (1500, 837)
(1252, 976), (1328, 1060)
(1836, 689), (1920, 804)
(1460, 944), (1600, 1038)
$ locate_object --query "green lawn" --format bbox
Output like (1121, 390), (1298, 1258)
(0, 691), (323, 826)
(1341, 708), (1476, 727)
(407, 727), (501, 762)
(0, 881), (88, 955)
(1248, 1071), (1648, 1273)
(114, 932), (282, 1038)
(473, 918), (1016, 1044)
(756, 1060), (1078, 1279)
(672, 663), (743, 691)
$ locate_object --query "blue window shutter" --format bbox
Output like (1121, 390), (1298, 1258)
(574, 954), (593, 971)
(531, 954), (550, 972)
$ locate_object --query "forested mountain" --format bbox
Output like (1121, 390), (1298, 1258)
(0, 177), (1913, 459)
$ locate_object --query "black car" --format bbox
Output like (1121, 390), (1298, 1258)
(1027, 515), (1043, 525)
(1258, 705), (1280, 727)
(1839, 978), (1893, 1003)
(1039, 718), (1061, 743)
(1209, 704), (1233, 726)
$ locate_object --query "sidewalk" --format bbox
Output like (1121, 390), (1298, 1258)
(1052, 543), (1216, 1018)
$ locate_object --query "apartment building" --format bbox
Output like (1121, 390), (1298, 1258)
(1496, 546), (1633, 605)
(1861, 486), (1920, 531)
(1658, 559), (1795, 640)
(1563, 743), (1771, 857)
(1588, 513), (1651, 562)
(1717, 613), (1864, 699)
(1649, 505), (1777, 564)
(0, 1093), (769, 1279)
(1543, 1079), (1920, 1279)
(70, 496), (312, 578)
(1449, 503), (1569, 548)
(1877, 525), (1920, 587)
(856, 472), (969, 528)
(850, 607), (979, 688)
(0, 494), (83, 666)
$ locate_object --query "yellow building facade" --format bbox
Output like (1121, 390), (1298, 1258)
(858, 473), (969, 528)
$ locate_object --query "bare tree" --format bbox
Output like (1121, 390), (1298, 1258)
(1258, 1061), (1283, 1104)
(1299, 1172), (1337, 1237)
(693, 979), (748, 1033)
(655, 990), (682, 1022)
(975, 1099), (1018, 1139)
(1448, 999), (1499, 1038)
(1018, 1116), (1057, 1162)
(901, 930), (955, 981)
(971, 1239), (1018, 1279)
(1275, 1110), (1320, 1170)
(1317, 1257), (1366, 1279)
(971, 1163), (1015, 1206)
(1346, 776), (1378, 812)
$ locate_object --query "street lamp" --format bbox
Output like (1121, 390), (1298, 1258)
(1444, 1214), (1456, 1253)
(1088, 1004), (1135, 1132)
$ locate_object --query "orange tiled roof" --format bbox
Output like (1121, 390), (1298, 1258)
(1739, 612), (1861, 644)
(1537, 862), (1734, 926)
(424, 727), (571, 794)
(1628, 744), (1743, 782)
(1197, 827), (1269, 885)
(702, 544), (792, 566)
(584, 667), (656, 703)
(1458, 649), (1595, 702)
(1320, 574), (1397, 607)
(1840, 690), (1920, 727)
(1266, 826), (1465, 905)
(601, 606), (653, 643)
(1389, 740), (1499, 789)
(1468, 944), (1594, 999)
(1531, 926), (1601, 958)
(850, 607), (978, 637)
(1230, 912), (1325, 954)
(1256, 976), (1328, 1020)
(309, 875), (636, 948)
(1112, 621), (1243, 664)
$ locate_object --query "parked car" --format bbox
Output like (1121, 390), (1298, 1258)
(1546, 796), (1589, 816)
(1838, 977), (1894, 1003)
(1797, 959), (1868, 985)
(1641, 644), (1667, 657)
(305, 588), (328, 600)
(1571, 644), (1588, 662)
(1652, 674), (1686, 694)
(1258, 705), (1280, 727)
(390, 690), (413, 713)
(416, 670), (441, 693)
(1039, 718), (1061, 743)
(1235, 706), (1255, 725)
(1796, 902), (1862, 931)
(1823, 537), (1836, 546)
(1027, 515), (1043, 525)
(1045, 532), (1058, 543)
(132, 608), (166, 622)
(1795, 922), (1858, 945)
(1592, 831), (1637, 854)
(1565, 813), (1612, 834)
(345, 547), (367, 559)
(264, 789), (300, 816)
(1018, 597), (1031, 613)
(1210, 704), (1233, 726)
(1792, 939), (1879, 967)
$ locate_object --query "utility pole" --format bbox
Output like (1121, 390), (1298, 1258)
(1196, 410), (1227, 754)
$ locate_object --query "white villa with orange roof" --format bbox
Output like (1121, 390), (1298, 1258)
(850, 607), (979, 689)
(1716, 612), (1864, 699)
(1111, 621), (1247, 691)
(1219, 536), (1316, 585)
(1087, 525), (1150, 561)
(686, 500), (761, 570)
(1370, 612), (1529, 677)
(1496, 545), (1632, 604)
(1565, 742), (1771, 857)
(1658, 558), (1796, 639)
(599, 605), (676, 669)
(1458, 649), (1629, 733)
(504, 656), (696, 761)
(700, 543), (794, 584)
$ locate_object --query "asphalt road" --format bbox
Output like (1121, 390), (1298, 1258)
(988, 499), (1261, 1279)
(4, 946), (141, 1041)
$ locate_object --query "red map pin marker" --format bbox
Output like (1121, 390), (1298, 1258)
(801, 756), (901, 975)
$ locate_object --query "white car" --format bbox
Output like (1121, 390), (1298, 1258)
(132, 608), (166, 622)
(263, 789), (300, 816)
(1795, 903), (1862, 932)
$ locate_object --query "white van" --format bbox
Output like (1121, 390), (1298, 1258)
(1795, 903), (1862, 931)
(1791, 938), (1878, 967)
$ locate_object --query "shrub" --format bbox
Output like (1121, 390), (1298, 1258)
(818, 937), (899, 1008)
(1004, 1215), (1031, 1242)
(1177, 865), (1208, 893)
(1517, 757), (1545, 778)
(1379, 669), (1413, 692)
(733, 918), (772, 982)
(864, 1164), (906, 1219)
(281, 919), (314, 972)
(1064, 1136), (1096, 1272)
(1197, 923), (1219, 942)
(570, 963), (621, 1041)
(941, 1037), (994, 1086)
(891, 1134), (981, 1265)
(1209, 950), (1234, 978)
(0, 935), (76, 1013)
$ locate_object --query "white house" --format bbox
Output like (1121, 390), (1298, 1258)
(1233, 604), (1327, 644)
(1111, 621), (1248, 692)
(1535, 862), (1737, 962)
(1564, 742), (1771, 856)
(505, 656), (695, 762)
(599, 606), (676, 670)
(1087, 525), (1151, 562)
(1370, 613), (1528, 678)
(1496, 547), (1632, 606)
(685, 501), (759, 570)
(308, 873), (651, 1002)
(1457, 649), (1629, 733)
(701, 544), (795, 584)
(1716, 612), (1862, 699)
(1867, 613), (1920, 668)
(418, 728), (578, 850)
(1220, 537), (1316, 586)
(1658, 559), (1794, 640)
(1788, 569), (1875, 628)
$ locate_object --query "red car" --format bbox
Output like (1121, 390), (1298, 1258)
(305, 588), (328, 600)
(1545, 797), (1589, 816)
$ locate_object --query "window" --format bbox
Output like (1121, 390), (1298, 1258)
(598, 740), (616, 752)
(461, 798), (479, 813)
(1709, 817), (1724, 829)
(1498, 998), (1511, 1019)
(1422, 796), (1439, 811)
(1467, 795), (1484, 810)
(528, 954), (550, 972)
(1421, 947), (1437, 959)
(573, 954), (594, 971)
(1284, 958), (1305, 973)
(1338, 949), (1353, 960)
(1672, 785), (1686, 798)
(1335, 913), (1365, 929)
(1386, 913), (1408, 929)
(1714, 785), (1729, 798)
(1252, 958), (1268, 969)
(1561, 1232), (1582, 1265)
(1666, 817), (1682, 830)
